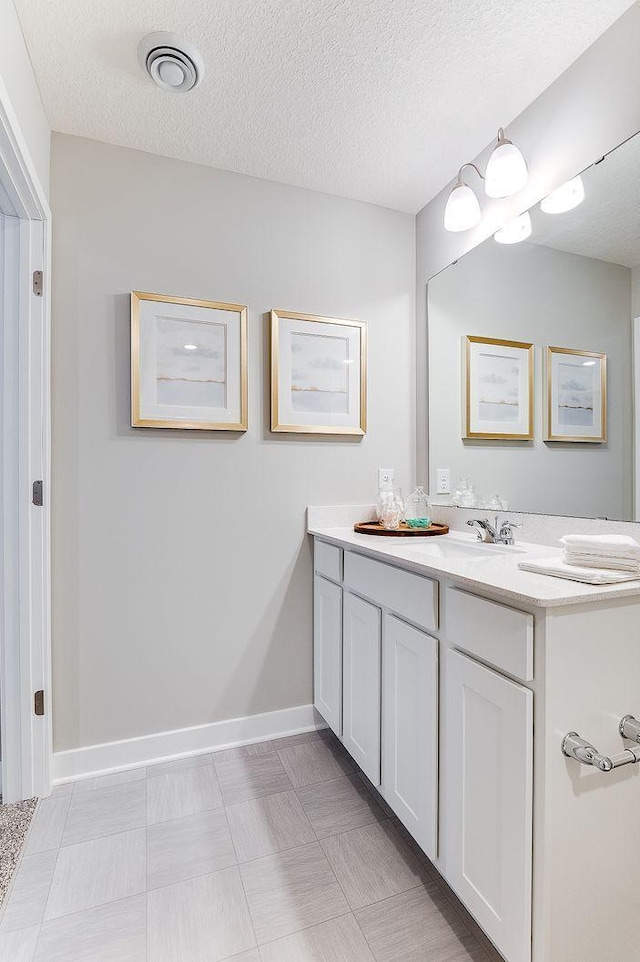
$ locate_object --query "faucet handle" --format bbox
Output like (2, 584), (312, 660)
(499, 519), (522, 530)
(498, 519), (522, 545)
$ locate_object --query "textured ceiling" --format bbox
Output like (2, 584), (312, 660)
(14, 0), (635, 212)
(531, 131), (640, 268)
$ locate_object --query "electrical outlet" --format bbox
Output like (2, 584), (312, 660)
(436, 468), (451, 495)
(378, 468), (395, 489)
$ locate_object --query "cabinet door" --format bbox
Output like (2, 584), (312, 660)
(383, 615), (438, 858)
(343, 592), (382, 785)
(445, 649), (533, 962)
(313, 575), (343, 737)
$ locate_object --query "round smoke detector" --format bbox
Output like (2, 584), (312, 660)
(138, 32), (204, 93)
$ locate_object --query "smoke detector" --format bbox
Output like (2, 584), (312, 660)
(138, 32), (204, 93)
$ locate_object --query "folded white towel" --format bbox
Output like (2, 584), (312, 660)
(562, 553), (640, 573)
(518, 558), (640, 585)
(560, 534), (640, 561)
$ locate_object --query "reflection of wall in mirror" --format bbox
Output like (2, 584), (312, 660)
(428, 240), (632, 520)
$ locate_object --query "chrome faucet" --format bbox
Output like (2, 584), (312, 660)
(466, 516), (522, 546)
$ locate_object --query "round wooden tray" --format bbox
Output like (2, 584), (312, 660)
(354, 521), (449, 537)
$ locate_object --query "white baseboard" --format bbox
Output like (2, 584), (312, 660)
(52, 704), (327, 785)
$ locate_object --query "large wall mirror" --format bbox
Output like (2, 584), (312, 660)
(427, 130), (640, 521)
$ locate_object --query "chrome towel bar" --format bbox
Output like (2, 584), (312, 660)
(562, 715), (640, 772)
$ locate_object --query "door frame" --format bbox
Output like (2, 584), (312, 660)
(0, 76), (51, 802)
(634, 316), (640, 521)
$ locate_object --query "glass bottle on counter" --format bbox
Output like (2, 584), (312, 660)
(405, 486), (431, 523)
(377, 483), (405, 530)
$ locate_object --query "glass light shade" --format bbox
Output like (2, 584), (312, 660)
(494, 211), (532, 245)
(485, 135), (528, 198)
(540, 175), (585, 214)
(444, 183), (481, 232)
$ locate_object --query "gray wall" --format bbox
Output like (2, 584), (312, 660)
(416, 3), (640, 487)
(633, 268), (640, 318)
(51, 134), (415, 751)
(0, 0), (50, 195)
(428, 241), (632, 519)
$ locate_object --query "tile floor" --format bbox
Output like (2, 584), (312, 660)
(0, 730), (504, 962)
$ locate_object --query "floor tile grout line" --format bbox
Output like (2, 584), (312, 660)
(144, 858), (245, 898)
(254, 909), (355, 953)
(351, 909), (380, 961)
(58, 817), (148, 852)
(298, 814), (391, 844)
(38, 788), (74, 938)
(313, 824), (360, 919)
(147, 760), (215, 779)
(223, 803), (260, 955)
(29, 891), (149, 936)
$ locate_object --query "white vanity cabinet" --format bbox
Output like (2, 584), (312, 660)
(342, 592), (382, 785)
(312, 530), (640, 962)
(313, 536), (533, 961)
(313, 539), (440, 851)
(445, 649), (533, 962)
(383, 613), (438, 857)
(313, 575), (343, 738)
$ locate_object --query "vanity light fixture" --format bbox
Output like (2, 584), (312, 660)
(484, 128), (528, 199)
(443, 164), (482, 232)
(540, 175), (585, 214)
(444, 127), (528, 232)
(493, 211), (532, 245)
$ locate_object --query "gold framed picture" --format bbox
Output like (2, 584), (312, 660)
(270, 309), (367, 435)
(463, 335), (534, 440)
(131, 291), (248, 431)
(545, 346), (606, 442)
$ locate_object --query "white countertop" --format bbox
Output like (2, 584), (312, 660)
(308, 524), (640, 609)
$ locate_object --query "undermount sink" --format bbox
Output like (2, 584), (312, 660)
(401, 536), (527, 560)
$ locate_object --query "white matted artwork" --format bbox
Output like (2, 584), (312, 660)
(131, 291), (247, 430)
(464, 335), (534, 440)
(546, 346), (606, 442)
(270, 310), (367, 435)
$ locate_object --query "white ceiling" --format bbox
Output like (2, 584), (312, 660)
(531, 131), (640, 268)
(14, 0), (635, 213)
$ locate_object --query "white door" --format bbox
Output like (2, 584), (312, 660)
(445, 650), (533, 962)
(313, 575), (343, 737)
(0, 96), (51, 802)
(343, 592), (381, 785)
(382, 614), (438, 857)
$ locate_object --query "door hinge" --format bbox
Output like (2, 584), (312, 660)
(32, 480), (43, 506)
(32, 270), (43, 296)
(34, 690), (45, 716)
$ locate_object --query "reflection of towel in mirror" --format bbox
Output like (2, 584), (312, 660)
(559, 534), (640, 572)
(519, 558), (640, 584)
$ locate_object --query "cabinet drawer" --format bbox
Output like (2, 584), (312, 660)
(446, 587), (533, 682)
(314, 540), (343, 583)
(344, 552), (438, 631)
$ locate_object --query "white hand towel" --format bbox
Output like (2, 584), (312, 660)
(519, 558), (640, 584)
(560, 534), (640, 561)
(561, 553), (640, 573)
